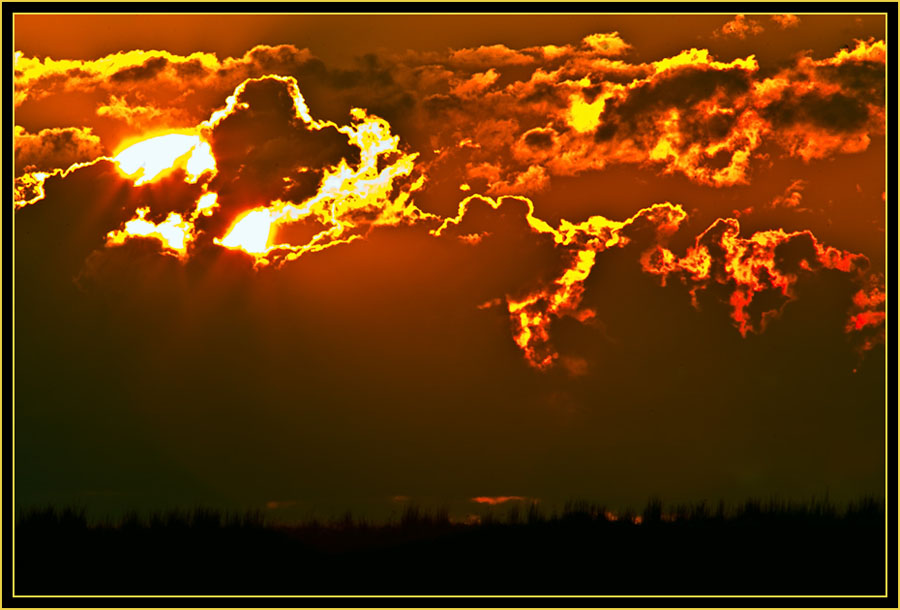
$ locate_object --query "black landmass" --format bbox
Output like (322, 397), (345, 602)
(13, 497), (885, 596)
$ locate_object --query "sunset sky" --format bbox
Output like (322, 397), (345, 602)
(13, 12), (887, 521)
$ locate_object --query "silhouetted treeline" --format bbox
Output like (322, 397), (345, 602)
(14, 497), (884, 595)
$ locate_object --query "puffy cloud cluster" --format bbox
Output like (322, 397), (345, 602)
(14, 32), (885, 372)
(14, 125), (104, 175)
(754, 39), (886, 161)
(714, 15), (765, 39)
(14, 45), (318, 123)
(15, 34), (885, 198)
(845, 274), (887, 355)
(402, 36), (886, 196)
(99, 75), (428, 266)
(641, 216), (883, 352)
(771, 14), (801, 29)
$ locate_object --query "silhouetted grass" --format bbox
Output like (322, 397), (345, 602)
(14, 497), (885, 596)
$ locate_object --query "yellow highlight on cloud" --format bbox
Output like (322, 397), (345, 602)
(106, 207), (193, 255)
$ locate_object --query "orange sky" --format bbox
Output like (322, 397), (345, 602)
(13, 12), (888, 520)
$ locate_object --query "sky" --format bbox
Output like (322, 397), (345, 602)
(13, 12), (888, 521)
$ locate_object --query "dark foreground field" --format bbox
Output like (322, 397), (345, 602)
(14, 498), (885, 596)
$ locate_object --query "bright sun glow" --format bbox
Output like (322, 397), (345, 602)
(218, 209), (274, 254)
(114, 133), (216, 185)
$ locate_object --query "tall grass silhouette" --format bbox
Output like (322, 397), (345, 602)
(14, 497), (885, 596)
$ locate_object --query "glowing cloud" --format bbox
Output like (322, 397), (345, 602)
(106, 207), (194, 256)
(13, 48), (884, 372)
(114, 133), (216, 185)
(845, 275), (887, 354)
(439, 196), (687, 369)
(641, 216), (881, 343)
(203, 77), (431, 266)
(14, 158), (108, 208)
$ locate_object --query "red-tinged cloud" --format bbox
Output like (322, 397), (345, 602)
(641, 216), (884, 351)
(845, 274), (886, 353)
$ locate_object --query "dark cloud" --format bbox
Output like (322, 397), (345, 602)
(763, 91), (870, 133)
(817, 60), (885, 103)
(14, 126), (105, 175)
(421, 93), (464, 118)
(109, 56), (169, 82)
(601, 66), (752, 144)
(204, 77), (358, 235)
(173, 58), (207, 78)
(522, 127), (556, 150)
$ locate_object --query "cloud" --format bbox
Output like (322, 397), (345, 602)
(14, 44), (320, 134)
(436, 196), (687, 369)
(714, 15), (764, 39)
(14, 126), (105, 175)
(771, 14), (800, 29)
(12, 21), (886, 526)
(485, 164), (550, 196)
(96, 94), (179, 127)
(470, 496), (531, 505)
(450, 68), (500, 97)
(447, 44), (536, 69)
(641, 215), (882, 345)
(845, 274), (886, 355)
(16, 35), (885, 201)
(769, 179), (809, 211)
(582, 32), (632, 57)
(14, 35), (885, 373)
(408, 39), (883, 193)
(83, 75), (428, 266)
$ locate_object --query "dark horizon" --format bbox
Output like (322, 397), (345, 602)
(14, 496), (887, 596)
